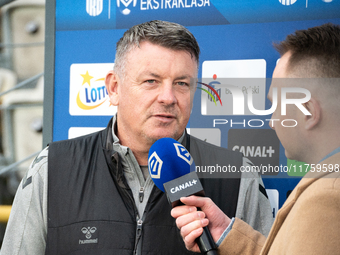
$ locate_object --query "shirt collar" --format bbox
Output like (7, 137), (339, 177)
(111, 113), (186, 146)
(319, 146), (340, 163)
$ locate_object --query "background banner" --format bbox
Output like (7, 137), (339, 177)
(49, 0), (340, 216)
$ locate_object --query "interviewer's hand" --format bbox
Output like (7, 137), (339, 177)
(171, 196), (232, 253)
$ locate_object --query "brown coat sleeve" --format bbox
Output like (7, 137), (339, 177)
(266, 176), (340, 255)
(218, 218), (266, 255)
(219, 172), (340, 255)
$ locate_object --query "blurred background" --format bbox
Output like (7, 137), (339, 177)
(0, 0), (45, 246)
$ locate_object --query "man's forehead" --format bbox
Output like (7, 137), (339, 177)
(272, 51), (291, 79)
(130, 40), (198, 64)
(268, 52), (291, 100)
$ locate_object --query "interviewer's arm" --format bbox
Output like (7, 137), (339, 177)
(171, 196), (266, 255)
(171, 196), (231, 253)
(218, 218), (265, 255)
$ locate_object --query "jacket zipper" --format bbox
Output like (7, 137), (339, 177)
(111, 151), (149, 255)
(122, 183), (146, 255)
(134, 218), (143, 255)
(134, 186), (146, 255)
(123, 188), (144, 255)
(139, 187), (144, 203)
(119, 151), (149, 255)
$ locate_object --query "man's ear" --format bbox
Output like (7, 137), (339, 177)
(105, 70), (120, 106)
(303, 97), (321, 130)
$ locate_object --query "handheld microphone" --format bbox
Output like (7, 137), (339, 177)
(148, 138), (218, 255)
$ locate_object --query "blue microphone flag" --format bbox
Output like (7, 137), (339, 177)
(148, 138), (195, 192)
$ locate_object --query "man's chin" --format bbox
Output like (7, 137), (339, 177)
(285, 152), (299, 162)
(146, 131), (182, 142)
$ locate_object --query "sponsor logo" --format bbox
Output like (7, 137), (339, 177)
(117, 0), (138, 15)
(174, 143), (193, 165)
(148, 151), (163, 179)
(201, 60), (266, 116)
(228, 129), (280, 175)
(116, 0), (211, 15)
(86, 0), (103, 16)
(197, 80), (222, 106)
(201, 60), (311, 128)
(76, 70), (107, 110)
(69, 63), (117, 116)
(232, 145), (275, 158)
(170, 179), (198, 193)
(79, 227), (98, 245)
(278, 0), (297, 6)
(202, 60), (314, 129)
(82, 227), (97, 239)
(278, 0), (333, 8)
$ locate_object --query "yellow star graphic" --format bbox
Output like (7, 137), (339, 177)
(81, 71), (94, 86)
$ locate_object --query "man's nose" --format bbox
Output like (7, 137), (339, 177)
(158, 83), (177, 105)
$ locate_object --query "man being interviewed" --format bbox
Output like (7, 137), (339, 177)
(1, 20), (272, 255)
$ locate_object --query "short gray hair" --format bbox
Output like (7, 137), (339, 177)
(114, 20), (200, 77)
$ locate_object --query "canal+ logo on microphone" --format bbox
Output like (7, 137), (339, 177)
(69, 63), (117, 116)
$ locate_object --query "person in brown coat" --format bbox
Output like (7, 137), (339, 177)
(171, 23), (340, 255)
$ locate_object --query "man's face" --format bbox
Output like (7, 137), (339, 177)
(268, 52), (302, 160)
(110, 41), (197, 146)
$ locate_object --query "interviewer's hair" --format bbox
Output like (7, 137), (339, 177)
(274, 23), (340, 77)
(114, 20), (200, 78)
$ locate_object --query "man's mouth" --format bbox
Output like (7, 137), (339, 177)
(153, 114), (176, 121)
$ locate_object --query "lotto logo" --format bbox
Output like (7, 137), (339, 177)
(69, 63), (116, 116)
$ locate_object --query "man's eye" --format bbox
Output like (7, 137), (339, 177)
(177, 81), (188, 86)
(146, 80), (156, 84)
